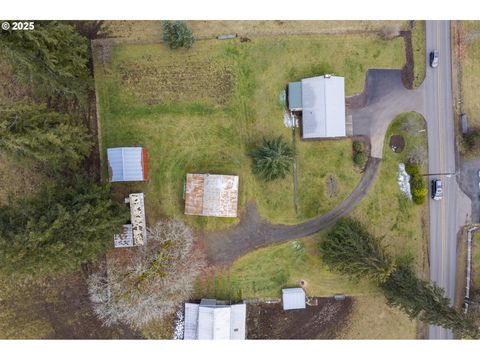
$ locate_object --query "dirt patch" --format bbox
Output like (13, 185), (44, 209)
(400, 26), (415, 90)
(246, 297), (353, 339)
(118, 57), (233, 106)
(327, 175), (339, 198)
(389, 135), (405, 153)
(0, 268), (141, 339)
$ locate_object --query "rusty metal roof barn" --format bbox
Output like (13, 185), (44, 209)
(113, 193), (146, 248)
(107, 147), (149, 182)
(288, 75), (346, 139)
(183, 299), (246, 340)
(184, 174), (239, 217)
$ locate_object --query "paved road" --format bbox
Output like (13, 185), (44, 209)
(424, 20), (471, 340)
(351, 69), (424, 158)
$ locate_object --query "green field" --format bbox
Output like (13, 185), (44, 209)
(199, 113), (428, 300)
(195, 235), (377, 300)
(95, 34), (405, 230)
(461, 21), (480, 130)
(195, 112), (426, 338)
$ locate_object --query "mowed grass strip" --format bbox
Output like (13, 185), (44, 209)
(412, 20), (426, 88)
(461, 21), (480, 129)
(474, 232), (480, 289)
(96, 34), (405, 229)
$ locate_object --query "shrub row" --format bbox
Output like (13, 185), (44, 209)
(405, 162), (427, 204)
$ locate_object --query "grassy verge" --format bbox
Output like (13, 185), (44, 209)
(352, 112), (429, 276)
(95, 34), (404, 230)
(339, 294), (416, 339)
(412, 20), (426, 88)
(461, 21), (480, 130)
(461, 21), (480, 132)
(474, 232), (480, 290)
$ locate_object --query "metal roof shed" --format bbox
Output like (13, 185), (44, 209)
(282, 288), (306, 310)
(107, 147), (148, 182)
(301, 75), (346, 139)
(185, 174), (239, 217)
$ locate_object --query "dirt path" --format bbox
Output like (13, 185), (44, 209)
(204, 157), (381, 265)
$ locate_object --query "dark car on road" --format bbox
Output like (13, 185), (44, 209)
(430, 50), (439, 68)
(431, 179), (443, 200)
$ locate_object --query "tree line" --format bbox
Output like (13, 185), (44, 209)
(320, 218), (479, 338)
(0, 21), (126, 278)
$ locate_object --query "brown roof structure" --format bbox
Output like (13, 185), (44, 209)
(185, 174), (239, 218)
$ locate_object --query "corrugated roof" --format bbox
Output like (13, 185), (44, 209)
(113, 224), (133, 248)
(301, 75), (346, 138)
(183, 300), (246, 340)
(129, 193), (146, 246)
(288, 82), (303, 110)
(185, 174), (239, 217)
(184, 303), (199, 340)
(107, 147), (147, 182)
(282, 288), (306, 310)
(230, 304), (246, 340)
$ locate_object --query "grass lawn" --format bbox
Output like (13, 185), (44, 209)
(197, 235), (378, 300)
(103, 20), (410, 43)
(352, 112), (429, 276)
(461, 21), (480, 129)
(474, 232), (480, 290)
(339, 294), (417, 339)
(95, 34), (405, 230)
(412, 20), (426, 88)
(202, 113), (428, 300)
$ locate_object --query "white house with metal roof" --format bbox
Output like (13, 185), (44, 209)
(282, 288), (306, 310)
(183, 299), (246, 340)
(288, 75), (346, 139)
(107, 147), (149, 182)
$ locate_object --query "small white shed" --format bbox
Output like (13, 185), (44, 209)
(282, 288), (306, 310)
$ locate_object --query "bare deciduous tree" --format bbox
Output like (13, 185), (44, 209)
(87, 219), (206, 329)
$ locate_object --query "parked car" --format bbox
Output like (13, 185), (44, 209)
(430, 50), (439, 68)
(431, 179), (443, 200)
(477, 169), (480, 177)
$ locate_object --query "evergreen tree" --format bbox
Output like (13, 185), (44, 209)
(0, 105), (93, 171)
(0, 21), (91, 104)
(249, 136), (295, 181)
(380, 260), (479, 338)
(0, 178), (127, 278)
(162, 21), (195, 49)
(319, 218), (396, 283)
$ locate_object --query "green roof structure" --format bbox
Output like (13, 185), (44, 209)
(288, 82), (302, 110)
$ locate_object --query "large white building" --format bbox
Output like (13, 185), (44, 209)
(183, 299), (246, 340)
(288, 75), (346, 139)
